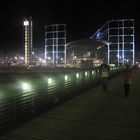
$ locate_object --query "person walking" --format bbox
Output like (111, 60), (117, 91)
(122, 65), (133, 98)
(100, 61), (110, 92)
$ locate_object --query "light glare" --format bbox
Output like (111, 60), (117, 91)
(24, 21), (29, 26)
(65, 75), (68, 81)
(21, 82), (30, 91)
(85, 72), (88, 76)
(48, 78), (52, 84)
(76, 73), (79, 78)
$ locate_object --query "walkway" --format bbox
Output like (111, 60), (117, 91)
(0, 69), (140, 140)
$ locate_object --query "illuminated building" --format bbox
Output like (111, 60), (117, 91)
(23, 17), (33, 65)
(45, 24), (66, 67)
(90, 19), (135, 66)
(66, 39), (108, 68)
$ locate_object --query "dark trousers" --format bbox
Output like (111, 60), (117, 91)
(102, 77), (108, 92)
(124, 84), (130, 97)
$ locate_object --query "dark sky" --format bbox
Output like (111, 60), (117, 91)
(0, 0), (139, 54)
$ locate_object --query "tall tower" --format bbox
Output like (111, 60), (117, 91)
(23, 17), (33, 65)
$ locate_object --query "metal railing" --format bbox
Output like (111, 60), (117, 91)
(0, 67), (122, 131)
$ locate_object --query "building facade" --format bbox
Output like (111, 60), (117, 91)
(90, 19), (135, 66)
(45, 24), (66, 67)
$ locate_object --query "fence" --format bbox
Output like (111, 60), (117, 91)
(0, 67), (122, 131)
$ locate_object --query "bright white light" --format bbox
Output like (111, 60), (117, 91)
(96, 60), (99, 63)
(76, 73), (79, 78)
(85, 72), (88, 76)
(65, 75), (68, 81)
(20, 57), (24, 60)
(21, 82), (31, 91)
(48, 78), (52, 84)
(109, 64), (115, 67)
(92, 71), (94, 74)
(48, 57), (51, 60)
(97, 46), (101, 50)
(24, 21), (29, 26)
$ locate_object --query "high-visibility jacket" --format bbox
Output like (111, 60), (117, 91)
(102, 68), (109, 78)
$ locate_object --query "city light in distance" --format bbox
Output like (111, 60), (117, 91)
(24, 21), (29, 26)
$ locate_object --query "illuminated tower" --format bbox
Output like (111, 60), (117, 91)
(23, 17), (33, 65)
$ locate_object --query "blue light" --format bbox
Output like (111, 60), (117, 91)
(96, 32), (102, 39)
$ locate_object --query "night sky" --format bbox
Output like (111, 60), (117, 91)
(0, 0), (139, 55)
